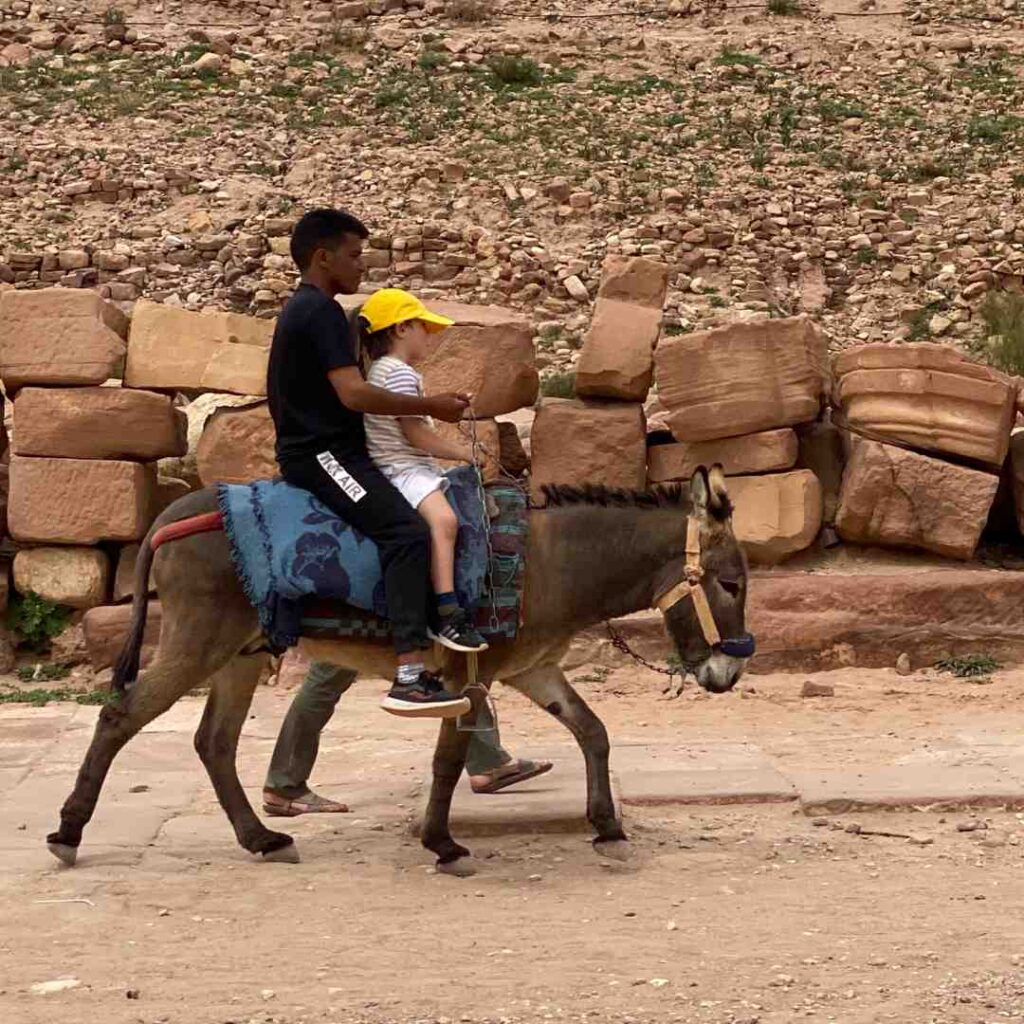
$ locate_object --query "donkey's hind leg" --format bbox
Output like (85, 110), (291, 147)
(194, 654), (297, 862)
(507, 664), (628, 855)
(46, 658), (202, 866)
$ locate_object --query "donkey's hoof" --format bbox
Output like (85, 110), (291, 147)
(594, 838), (631, 862)
(47, 842), (78, 867)
(262, 843), (301, 864)
(437, 855), (477, 878)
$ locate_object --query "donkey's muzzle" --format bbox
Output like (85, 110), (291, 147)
(720, 633), (756, 659)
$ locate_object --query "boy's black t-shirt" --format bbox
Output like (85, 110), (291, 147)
(267, 283), (367, 467)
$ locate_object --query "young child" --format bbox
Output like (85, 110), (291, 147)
(358, 288), (489, 654)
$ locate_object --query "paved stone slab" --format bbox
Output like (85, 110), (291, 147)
(794, 761), (1024, 815)
(614, 742), (798, 806)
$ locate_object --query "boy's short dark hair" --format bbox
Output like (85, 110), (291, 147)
(290, 208), (369, 271)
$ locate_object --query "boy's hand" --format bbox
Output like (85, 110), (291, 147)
(427, 393), (471, 423)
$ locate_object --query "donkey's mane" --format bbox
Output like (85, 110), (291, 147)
(538, 483), (732, 521)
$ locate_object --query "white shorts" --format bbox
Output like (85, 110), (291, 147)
(381, 463), (450, 510)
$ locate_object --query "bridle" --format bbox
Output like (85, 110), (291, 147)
(651, 517), (756, 661)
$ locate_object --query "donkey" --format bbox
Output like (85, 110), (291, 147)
(46, 466), (752, 874)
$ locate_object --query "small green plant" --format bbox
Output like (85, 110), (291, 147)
(709, 294), (727, 308)
(715, 47), (763, 68)
(374, 84), (409, 108)
(540, 371), (576, 399)
(768, 0), (802, 13)
(936, 654), (999, 678)
(695, 160), (716, 190)
(7, 593), (70, 652)
(979, 290), (1024, 375)
(102, 6), (126, 25)
(419, 49), (449, 71)
(967, 115), (1023, 145)
(487, 55), (543, 88)
(574, 666), (612, 684)
(855, 247), (879, 265)
(907, 299), (948, 341)
(0, 687), (109, 707)
(1013, 172), (1024, 188)
(17, 662), (72, 683)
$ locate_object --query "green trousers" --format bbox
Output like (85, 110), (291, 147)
(264, 661), (512, 797)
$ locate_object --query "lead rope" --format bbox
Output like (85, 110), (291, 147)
(455, 406), (501, 734)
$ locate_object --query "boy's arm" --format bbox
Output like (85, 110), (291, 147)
(328, 367), (469, 423)
(399, 417), (474, 462)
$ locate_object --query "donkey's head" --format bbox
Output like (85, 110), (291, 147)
(653, 466), (753, 693)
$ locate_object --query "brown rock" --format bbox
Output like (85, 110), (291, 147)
(728, 469), (823, 564)
(9, 456), (157, 544)
(836, 439), (998, 559)
(0, 288), (127, 390)
(801, 679), (834, 698)
(196, 402), (277, 485)
(155, 477), (191, 515)
(13, 547), (111, 609)
(597, 256), (671, 309)
(529, 399), (646, 503)
(798, 263), (831, 313)
(114, 543), (155, 603)
(125, 300), (273, 395)
(13, 387), (187, 461)
(417, 301), (538, 417)
(575, 299), (662, 401)
(434, 419), (501, 482)
(497, 420), (529, 478)
(82, 602), (161, 670)
(796, 417), (845, 525)
(648, 429), (798, 483)
(654, 316), (828, 442)
(834, 342), (1017, 466)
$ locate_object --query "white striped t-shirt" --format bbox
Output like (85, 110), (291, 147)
(365, 355), (440, 470)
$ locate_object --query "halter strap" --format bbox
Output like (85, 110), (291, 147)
(652, 517), (722, 648)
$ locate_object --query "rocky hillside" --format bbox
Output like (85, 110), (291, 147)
(3, 0), (1024, 379)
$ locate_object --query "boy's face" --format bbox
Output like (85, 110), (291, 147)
(395, 319), (432, 361)
(315, 233), (364, 294)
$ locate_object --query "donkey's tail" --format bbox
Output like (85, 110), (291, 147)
(111, 528), (158, 693)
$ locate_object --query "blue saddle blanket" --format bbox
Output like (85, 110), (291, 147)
(217, 465), (489, 651)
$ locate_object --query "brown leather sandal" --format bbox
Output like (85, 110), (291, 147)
(262, 789), (350, 816)
(470, 759), (554, 795)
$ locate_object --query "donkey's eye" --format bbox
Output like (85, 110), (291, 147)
(719, 579), (742, 598)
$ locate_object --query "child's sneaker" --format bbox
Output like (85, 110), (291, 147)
(429, 608), (489, 653)
(380, 671), (471, 719)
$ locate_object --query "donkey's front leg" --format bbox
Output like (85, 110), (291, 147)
(508, 664), (628, 855)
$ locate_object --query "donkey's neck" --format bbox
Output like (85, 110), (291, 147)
(525, 503), (691, 631)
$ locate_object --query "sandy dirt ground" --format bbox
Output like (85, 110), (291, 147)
(3, 662), (1024, 1024)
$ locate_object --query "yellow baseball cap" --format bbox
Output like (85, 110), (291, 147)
(358, 288), (454, 334)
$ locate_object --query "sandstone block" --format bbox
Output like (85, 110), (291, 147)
(529, 399), (646, 503)
(0, 288), (127, 389)
(417, 300), (538, 416)
(836, 439), (998, 559)
(9, 456), (157, 544)
(14, 546), (111, 609)
(654, 316), (828, 442)
(834, 342), (1017, 466)
(575, 299), (662, 401)
(597, 256), (671, 309)
(196, 402), (277, 485)
(83, 602), (161, 670)
(13, 387), (187, 461)
(648, 429), (798, 484)
(728, 470), (823, 564)
(125, 299), (273, 395)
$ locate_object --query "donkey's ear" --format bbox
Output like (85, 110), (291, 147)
(707, 463), (733, 520)
(689, 466), (710, 518)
